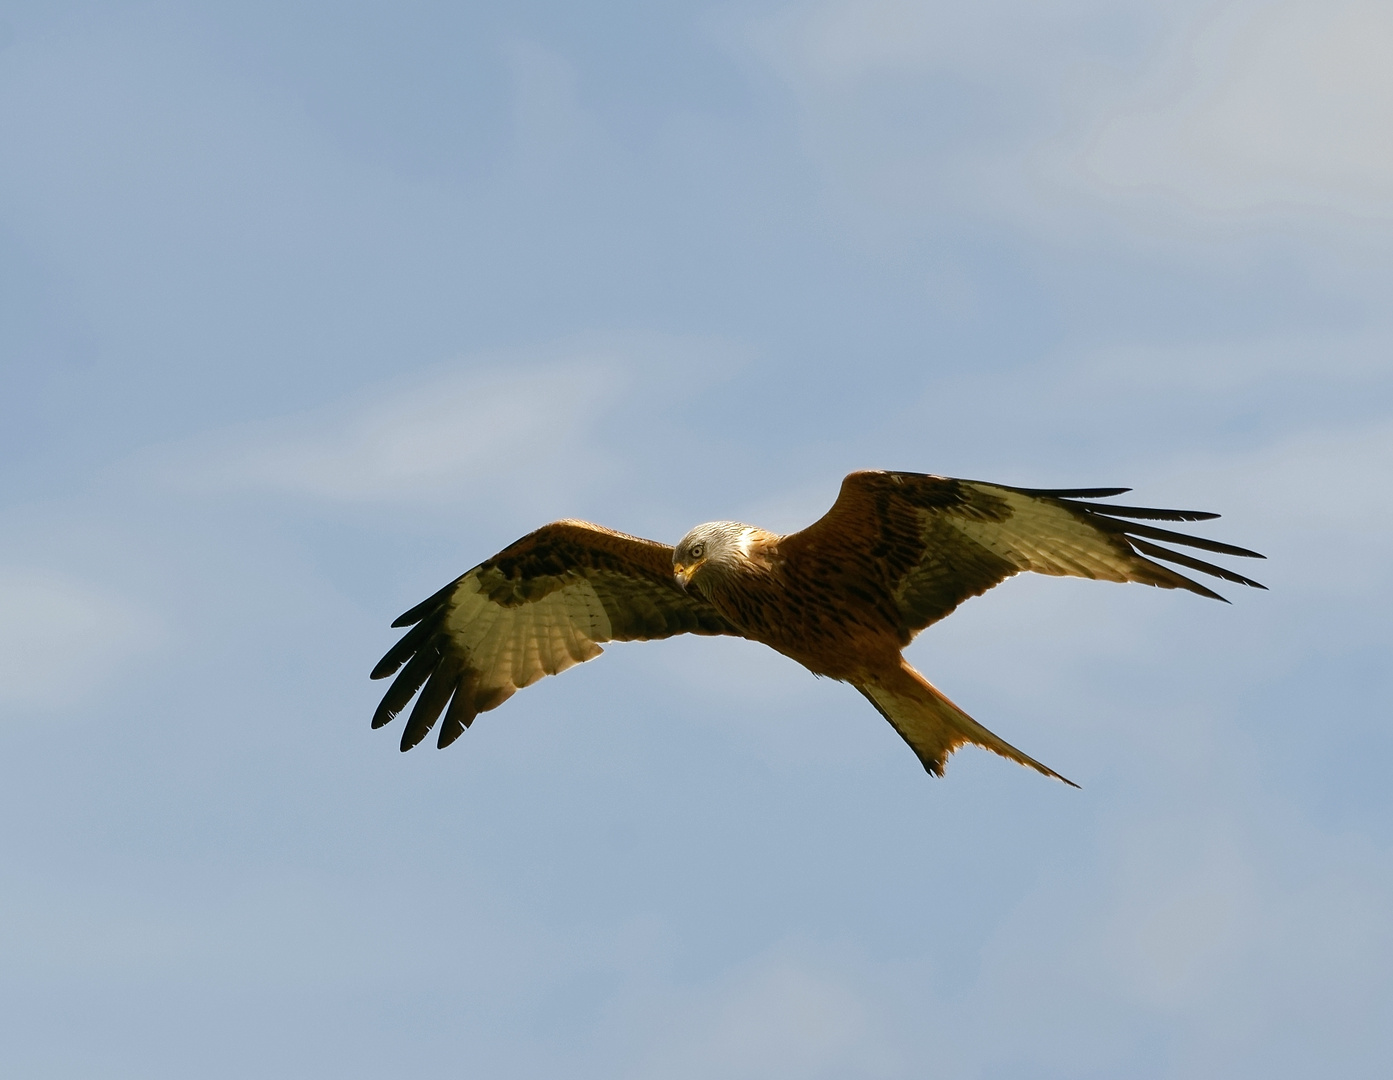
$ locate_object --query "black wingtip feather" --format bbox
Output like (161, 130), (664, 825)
(1066, 502), (1222, 523)
(391, 579), (459, 627)
(1010, 485), (1132, 499)
(1119, 521), (1266, 560)
(371, 646), (439, 729)
(370, 618), (434, 680)
(399, 659), (461, 751)
(1130, 537), (1267, 591)
(436, 673), (479, 749)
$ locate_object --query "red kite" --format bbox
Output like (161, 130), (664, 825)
(371, 471), (1263, 782)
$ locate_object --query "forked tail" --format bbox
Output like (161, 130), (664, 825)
(856, 662), (1077, 786)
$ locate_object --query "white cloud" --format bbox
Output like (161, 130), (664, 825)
(144, 343), (619, 510)
(744, 1), (1159, 231)
(1073, 0), (1393, 221)
(1098, 823), (1261, 1009)
(766, 0), (1011, 82)
(132, 332), (755, 520)
(752, 0), (1393, 239)
(0, 567), (161, 709)
(756, 0), (1125, 85)
(1070, 331), (1393, 393)
(1164, 415), (1393, 600)
(952, 801), (1393, 1075)
(616, 808), (1393, 1075)
(504, 39), (600, 172)
(221, 359), (616, 504)
(636, 952), (894, 1080)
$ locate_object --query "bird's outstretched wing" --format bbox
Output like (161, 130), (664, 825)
(785, 471), (1265, 635)
(371, 520), (740, 751)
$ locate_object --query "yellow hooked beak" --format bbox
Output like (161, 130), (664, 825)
(673, 561), (703, 590)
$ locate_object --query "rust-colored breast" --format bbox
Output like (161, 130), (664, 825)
(705, 541), (908, 679)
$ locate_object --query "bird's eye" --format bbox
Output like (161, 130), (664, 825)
(690, 543), (704, 559)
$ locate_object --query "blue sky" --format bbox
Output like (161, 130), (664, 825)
(2, 1), (1391, 1076)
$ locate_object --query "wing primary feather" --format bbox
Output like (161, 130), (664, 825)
(370, 617), (434, 680)
(1129, 537), (1267, 590)
(1104, 519), (1266, 559)
(391, 579), (459, 628)
(1004, 485), (1132, 498)
(372, 645), (440, 729)
(1060, 502), (1221, 523)
(437, 672), (480, 749)
(400, 657), (462, 751)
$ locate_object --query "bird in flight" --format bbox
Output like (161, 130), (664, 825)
(370, 471), (1263, 783)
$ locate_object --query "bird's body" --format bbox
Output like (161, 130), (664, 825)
(676, 524), (896, 679)
(371, 471), (1264, 782)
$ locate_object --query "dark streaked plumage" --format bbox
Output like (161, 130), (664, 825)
(371, 471), (1264, 781)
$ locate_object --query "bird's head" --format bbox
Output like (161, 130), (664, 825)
(673, 521), (773, 595)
